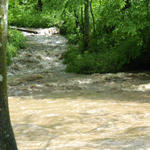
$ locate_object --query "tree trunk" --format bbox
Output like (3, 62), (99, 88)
(80, 0), (84, 34)
(38, 0), (43, 11)
(83, 0), (90, 52)
(10, 26), (38, 34)
(0, 0), (18, 149)
(74, 10), (80, 29)
(90, 0), (96, 36)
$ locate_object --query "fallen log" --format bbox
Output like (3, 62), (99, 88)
(10, 26), (38, 34)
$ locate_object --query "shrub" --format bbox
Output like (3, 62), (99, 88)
(7, 29), (26, 65)
(9, 4), (60, 28)
(64, 36), (142, 74)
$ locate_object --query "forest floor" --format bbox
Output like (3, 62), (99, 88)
(8, 28), (150, 150)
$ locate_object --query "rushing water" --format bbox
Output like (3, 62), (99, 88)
(8, 28), (150, 150)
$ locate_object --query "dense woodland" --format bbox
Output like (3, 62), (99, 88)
(8, 0), (150, 73)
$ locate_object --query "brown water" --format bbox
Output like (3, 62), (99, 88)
(8, 28), (150, 150)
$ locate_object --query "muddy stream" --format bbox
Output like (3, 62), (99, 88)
(8, 28), (150, 150)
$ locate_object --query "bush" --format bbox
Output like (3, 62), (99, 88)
(7, 29), (26, 65)
(64, 37), (142, 74)
(9, 4), (60, 28)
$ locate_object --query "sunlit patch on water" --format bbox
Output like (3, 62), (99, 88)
(133, 83), (150, 92)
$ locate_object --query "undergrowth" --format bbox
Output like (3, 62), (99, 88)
(7, 29), (26, 65)
(9, 4), (61, 28)
(64, 36), (142, 74)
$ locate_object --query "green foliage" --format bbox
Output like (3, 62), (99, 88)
(8, 29), (26, 48)
(9, 9), (59, 28)
(7, 43), (17, 65)
(64, 0), (150, 73)
(8, 0), (61, 27)
(9, 0), (150, 73)
(65, 36), (142, 74)
(7, 29), (26, 65)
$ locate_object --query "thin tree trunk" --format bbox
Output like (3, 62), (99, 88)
(0, 0), (18, 149)
(38, 0), (42, 11)
(90, 0), (96, 36)
(145, 0), (150, 19)
(10, 26), (38, 34)
(80, 0), (84, 34)
(83, 0), (90, 52)
(74, 10), (80, 29)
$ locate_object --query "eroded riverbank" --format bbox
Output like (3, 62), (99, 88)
(8, 28), (150, 150)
